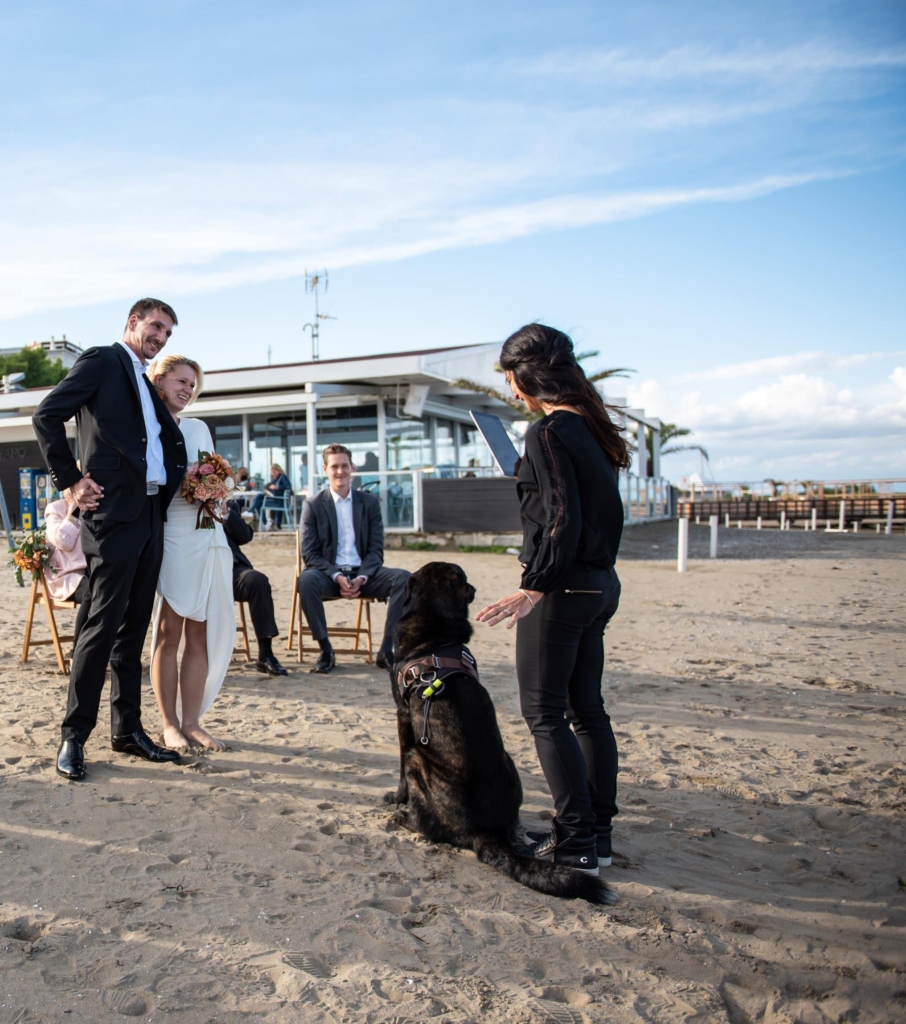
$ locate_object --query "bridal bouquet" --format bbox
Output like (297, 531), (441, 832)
(182, 450), (235, 529)
(10, 528), (53, 586)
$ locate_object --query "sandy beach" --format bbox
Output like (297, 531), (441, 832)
(1, 523), (904, 1024)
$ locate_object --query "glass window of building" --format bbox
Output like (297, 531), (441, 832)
(315, 405), (379, 479)
(434, 418), (456, 469)
(385, 402), (431, 470)
(197, 416), (243, 471)
(248, 413), (308, 494)
(458, 421), (494, 471)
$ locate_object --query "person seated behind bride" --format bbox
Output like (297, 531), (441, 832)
(147, 355), (235, 751)
(248, 463), (291, 531)
(44, 489), (92, 646)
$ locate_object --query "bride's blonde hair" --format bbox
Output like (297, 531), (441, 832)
(148, 355), (204, 405)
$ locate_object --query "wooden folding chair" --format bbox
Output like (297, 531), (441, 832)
(21, 567), (75, 674)
(286, 528), (376, 664)
(234, 602), (253, 662)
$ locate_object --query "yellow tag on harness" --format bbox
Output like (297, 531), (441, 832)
(420, 679), (445, 700)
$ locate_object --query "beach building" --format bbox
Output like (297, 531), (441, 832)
(0, 342), (673, 532)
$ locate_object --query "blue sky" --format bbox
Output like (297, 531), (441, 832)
(1, 0), (904, 480)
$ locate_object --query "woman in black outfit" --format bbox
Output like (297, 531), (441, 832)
(476, 323), (630, 875)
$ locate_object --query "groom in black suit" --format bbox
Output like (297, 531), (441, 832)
(33, 298), (187, 780)
(297, 443), (410, 673)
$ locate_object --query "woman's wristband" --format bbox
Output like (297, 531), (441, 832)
(519, 589), (536, 609)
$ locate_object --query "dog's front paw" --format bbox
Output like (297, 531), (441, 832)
(392, 807), (418, 832)
(383, 788), (408, 805)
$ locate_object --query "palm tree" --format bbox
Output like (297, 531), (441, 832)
(645, 422), (710, 477)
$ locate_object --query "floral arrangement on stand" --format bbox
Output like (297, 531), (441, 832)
(10, 528), (53, 586)
(182, 450), (235, 529)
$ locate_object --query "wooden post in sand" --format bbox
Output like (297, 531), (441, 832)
(724, 512), (729, 528)
(677, 517), (689, 573)
(709, 515), (718, 558)
(886, 500), (894, 535)
(811, 508), (817, 531)
(838, 500), (846, 532)
(780, 510), (786, 530)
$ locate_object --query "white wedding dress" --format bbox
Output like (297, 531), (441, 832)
(151, 416), (235, 719)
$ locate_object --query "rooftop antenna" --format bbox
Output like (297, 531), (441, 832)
(303, 269), (337, 361)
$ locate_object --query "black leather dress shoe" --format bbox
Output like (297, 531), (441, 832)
(111, 730), (181, 763)
(309, 649), (336, 674)
(256, 653), (288, 676)
(374, 649), (394, 670)
(56, 740), (86, 781)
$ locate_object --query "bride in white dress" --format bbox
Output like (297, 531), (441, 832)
(148, 355), (235, 751)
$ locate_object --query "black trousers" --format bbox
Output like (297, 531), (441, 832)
(296, 566), (411, 650)
(61, 495), (164, 744)
(516, 566), (621, 841)
(71, 575), (91, 646)
(233, 567), (278, 642)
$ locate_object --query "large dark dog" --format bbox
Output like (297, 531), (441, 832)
(385, 561), (616, 905)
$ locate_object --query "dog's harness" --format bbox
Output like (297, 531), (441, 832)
(396, 646), (479, 746)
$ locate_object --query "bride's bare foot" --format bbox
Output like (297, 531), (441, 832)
(181, 724), (227, 751)
(162, 725), (189, 751)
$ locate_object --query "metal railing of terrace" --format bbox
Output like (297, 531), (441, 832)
(296, 467), (675, 533)
(620, 473), (674, 524)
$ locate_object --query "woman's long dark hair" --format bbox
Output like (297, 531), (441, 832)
(499, 323), (630, 470)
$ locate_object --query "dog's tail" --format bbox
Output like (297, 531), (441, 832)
(471, 834), (618, 906)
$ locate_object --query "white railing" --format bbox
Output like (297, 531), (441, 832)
(620, 473), (674, 524)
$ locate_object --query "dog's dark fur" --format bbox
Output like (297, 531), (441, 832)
(385, 561), (616, 905)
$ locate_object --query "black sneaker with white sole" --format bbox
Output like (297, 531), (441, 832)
(524, 828), (612, 867)
(523, 829), (599, 876)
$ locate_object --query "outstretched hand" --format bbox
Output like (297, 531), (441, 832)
(69, 472), (104, 512)
(475, 588), (542, 630)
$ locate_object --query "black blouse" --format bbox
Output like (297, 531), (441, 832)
(517, 410), (624, 593)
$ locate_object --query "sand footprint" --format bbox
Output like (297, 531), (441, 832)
(283, 952), (334, 979)
(531, 999), (587, 1024)
(101, 988), (149, 1017)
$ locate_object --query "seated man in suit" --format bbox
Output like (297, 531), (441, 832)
(221, 500), (289, 677)
(297, 443), (410, 674)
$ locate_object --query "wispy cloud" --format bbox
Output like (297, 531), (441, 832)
(675, 350), (894, 383)
(1, 19), (903, 344)
(0, 167), (836, 321)
(520, 43), (906, 84)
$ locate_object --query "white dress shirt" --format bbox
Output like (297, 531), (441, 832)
(330, 488), (364, 581)
(117, 341), (166, 486)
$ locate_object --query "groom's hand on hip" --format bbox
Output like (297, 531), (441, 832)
(70, 473), (104, 512)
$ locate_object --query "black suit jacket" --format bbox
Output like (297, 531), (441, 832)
(222, 503), (254, 573)
(301, 488), (384, 580)
(32, 344), (186, 522)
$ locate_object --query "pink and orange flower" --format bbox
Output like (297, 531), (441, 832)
(182, 450), (235, 529)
